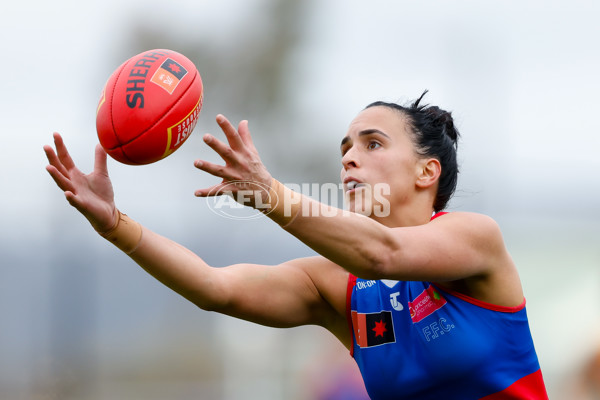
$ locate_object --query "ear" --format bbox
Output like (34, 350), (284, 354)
(415, 158), (441, 189)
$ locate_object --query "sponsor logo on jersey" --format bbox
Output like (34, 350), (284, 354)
(356, 280), (376, 290)
(150, 58), (188, 94)
(389, 291), (403, 311)
(351, 310), (396, 348)
(408, 285), (447, 323)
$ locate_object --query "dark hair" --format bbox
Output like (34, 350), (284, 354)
(366, 91), (460, 211)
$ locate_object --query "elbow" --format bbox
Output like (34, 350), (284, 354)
(192, 297), (219, 312)
(356, 263), (387, 281)
(355, 232), (402, 280)
(191, 295), (228, 313)
(363, 253), (398, 280)
(183, 281), (230, 313)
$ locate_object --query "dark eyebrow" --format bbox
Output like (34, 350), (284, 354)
(340, 129), (391, 149)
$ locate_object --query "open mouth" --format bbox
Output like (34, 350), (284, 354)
(345, 180), (367, 192)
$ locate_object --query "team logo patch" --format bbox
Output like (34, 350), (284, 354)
(408, 285), (447, 323)
(150, 58), (188, 94)
(351, 310), (396, 348)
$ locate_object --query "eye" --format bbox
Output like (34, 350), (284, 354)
(367, 141), (381, 150)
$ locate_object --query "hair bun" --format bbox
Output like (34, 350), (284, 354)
(426, 106), (458, 143)
(423, 106), (458, 144)
(410, 90), (458, 144)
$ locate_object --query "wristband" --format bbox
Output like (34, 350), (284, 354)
(99, 210), (143, 254)
(264, 179), (303, 227)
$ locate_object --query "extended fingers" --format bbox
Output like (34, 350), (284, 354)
(194, 159), (239, 181)
(46, 164), (76, 194)
(44, 143), (70, 180)
(216, 114), (246, 151)
(203, 134), (239, 164)
(53, 133), (76, 171)
(194, 181), (231, 197)
(237, 120), (257, 152)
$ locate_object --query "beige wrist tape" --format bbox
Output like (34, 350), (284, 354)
(99, 210), (143, 254)
(264, 179), (303, 227)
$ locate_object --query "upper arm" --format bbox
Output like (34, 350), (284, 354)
(203, 256), (349, 334)
(129, 226), (350, 342)
(379, 212), (509, 282)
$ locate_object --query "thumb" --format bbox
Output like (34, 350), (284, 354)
(65, 190), (86, 214)
(94, 144), (109, 176)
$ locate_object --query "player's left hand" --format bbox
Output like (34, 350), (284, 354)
(193, 114), (272, 208)
(44, 133), (117, 233)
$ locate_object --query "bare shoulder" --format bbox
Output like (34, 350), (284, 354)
(432, 212), (524, 307)
(430, 211), (506, 251)
(433, 211), (502, 232)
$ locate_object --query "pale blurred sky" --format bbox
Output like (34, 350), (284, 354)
(1, 0), (598, 225)
(1, 0), (599, 398)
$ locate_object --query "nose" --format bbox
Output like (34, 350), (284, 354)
(342, 146), (359, 170)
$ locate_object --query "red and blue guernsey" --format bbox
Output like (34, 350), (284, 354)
(346, 277), (548, 399)
(345, 218), (548, 399)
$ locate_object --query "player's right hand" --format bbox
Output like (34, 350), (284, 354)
(44, 133), (117, 233)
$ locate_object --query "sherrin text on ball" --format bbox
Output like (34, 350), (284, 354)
(96, 49), (203, 165)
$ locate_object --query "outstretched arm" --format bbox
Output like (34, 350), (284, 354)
(193, 116), (502, 283)
(194, 116), (522, 307)
(43, 133), (349, 343)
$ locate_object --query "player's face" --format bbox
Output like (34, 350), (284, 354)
(340, 106), (421, 217)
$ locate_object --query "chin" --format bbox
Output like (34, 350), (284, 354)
(345, 195), (374, 216)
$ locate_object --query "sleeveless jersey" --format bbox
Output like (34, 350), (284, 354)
(346, 277), (548, 399)
(346, 213), (547, 400)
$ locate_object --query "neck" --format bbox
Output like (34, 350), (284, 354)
(372, 192), (436, 228)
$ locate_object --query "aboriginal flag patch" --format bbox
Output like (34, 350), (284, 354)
(351, 310), (396, 348)
(150, 58), (188, 94)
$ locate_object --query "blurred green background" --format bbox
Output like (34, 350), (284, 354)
(1, 0), (599, 398)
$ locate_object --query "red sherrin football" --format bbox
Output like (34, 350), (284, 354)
(96, 49), (203, 165)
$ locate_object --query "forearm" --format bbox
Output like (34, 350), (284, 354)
(101, 213), (224, 310)
(288, 208), (395, 279)
(266, 181), (396, 279)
